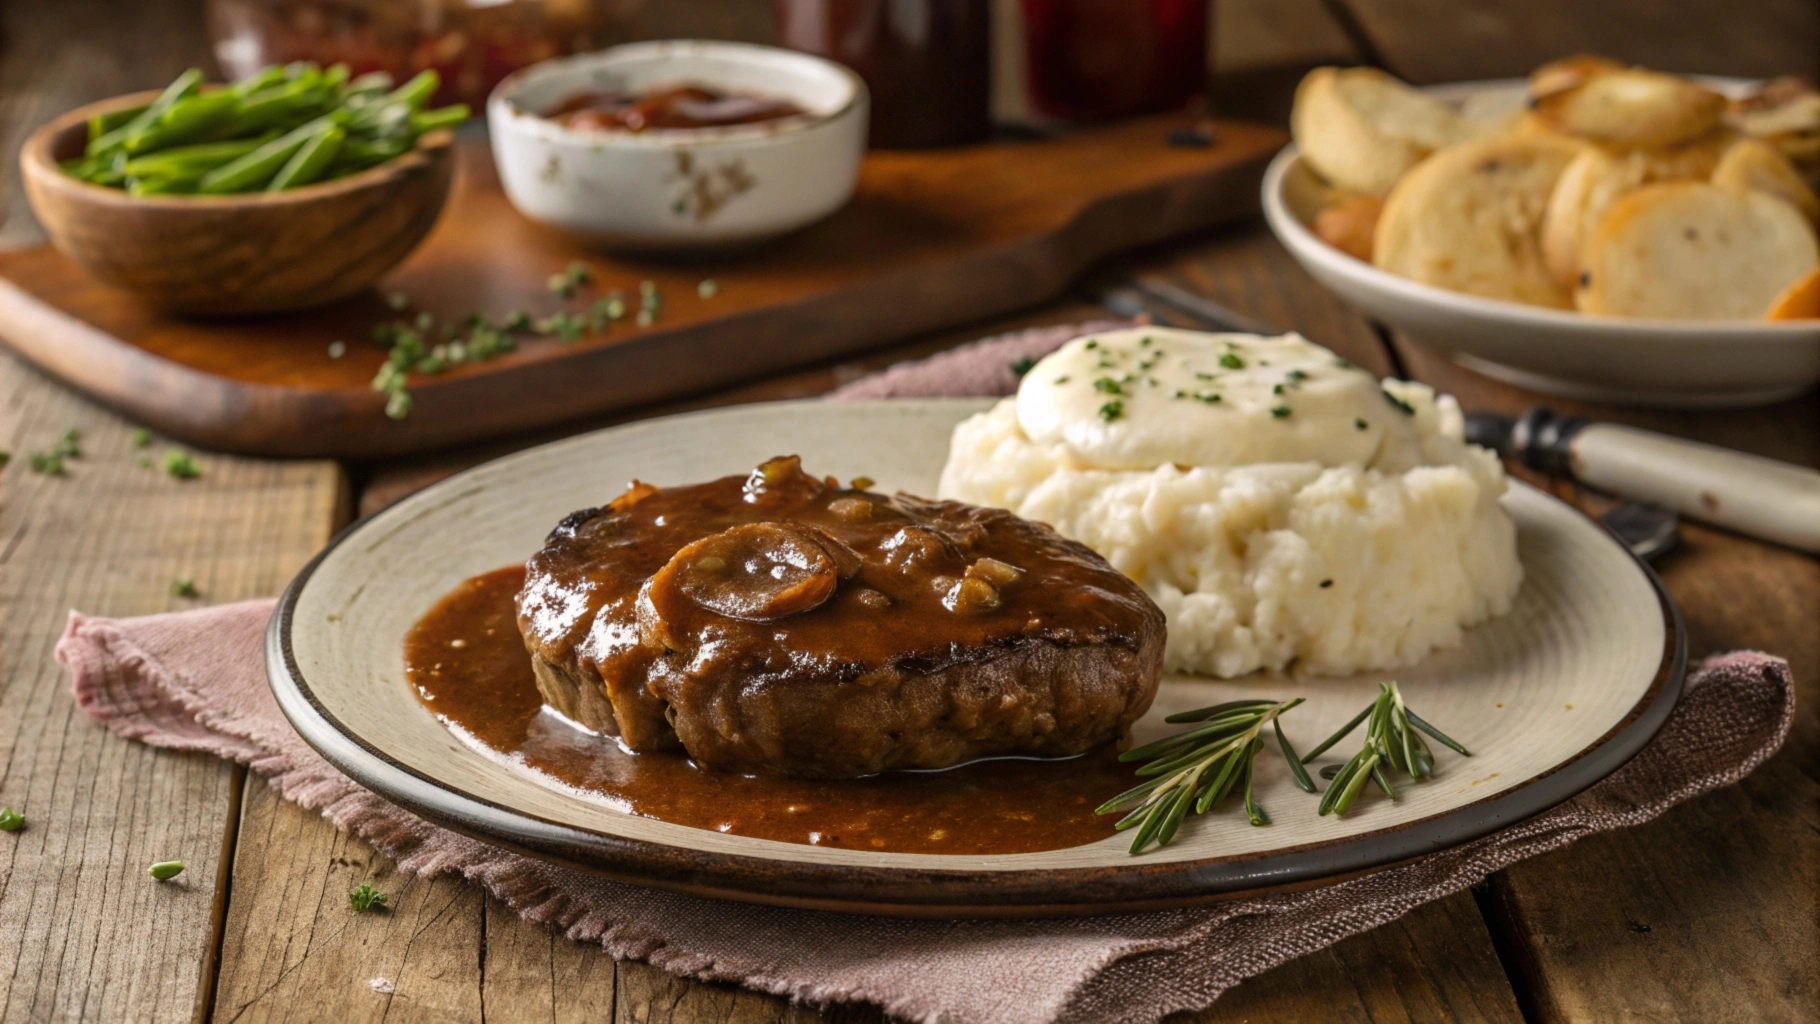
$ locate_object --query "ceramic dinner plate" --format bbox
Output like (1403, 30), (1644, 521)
(269, 398), (1684, 917)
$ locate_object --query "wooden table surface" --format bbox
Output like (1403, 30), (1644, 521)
(1, 2), (1815, 1021)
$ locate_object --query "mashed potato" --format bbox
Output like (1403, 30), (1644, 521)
(937, 328), (1522, 678)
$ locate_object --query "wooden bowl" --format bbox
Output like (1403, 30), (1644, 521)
(20, 90), (456, 315)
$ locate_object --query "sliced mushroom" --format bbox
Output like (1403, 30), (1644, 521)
(650, 521), (841, 622)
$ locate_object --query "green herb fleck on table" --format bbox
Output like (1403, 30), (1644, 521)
(548, 261), (590, 298)
(148, 860), (185, 881)
(1305, 681), (1470, 816)
(138, 456), (153, 469)
(29, 451), (65, 475)
(1099, 698), (1314, 853)
(1098, 400), (1125, 422)
(131, 427), (152, 448)
(0, 451), (9, 469)
(1009, 356), (1036, 377)
(697, 278), (719, 299)
(31, 428), (84, 473)
(172, 578), (199, 598)
(164, 450), (202, 479)
(537, 311), (586, 342)
(349, 882), (389, 912)
(0, 808), (23, 832)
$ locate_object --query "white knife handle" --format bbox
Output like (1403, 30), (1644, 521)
(1569, 423), (1820, 553)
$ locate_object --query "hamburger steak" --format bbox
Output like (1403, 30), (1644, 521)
(516, 456), (1166, 779)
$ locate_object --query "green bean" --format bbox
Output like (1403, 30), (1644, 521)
(86, 67), (200, 157)
(269, 124), (344, 190)
(87, 105), (147, 145)
(230, 65), (287, 97)
(123, 134), (275, 178)
(121, 89), (238, 154)
(213, 80), (332, 138)
(127, 175), (204, 196)
(409, 105), (469, 134)
(197, 118), (331, 194)
(386, 70), (440, 111)
(339, 71), (394, 100)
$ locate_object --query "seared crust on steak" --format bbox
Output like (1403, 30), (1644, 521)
(517, 457), (1165, 779)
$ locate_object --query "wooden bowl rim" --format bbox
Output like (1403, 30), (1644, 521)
(21, 87), (456, 210)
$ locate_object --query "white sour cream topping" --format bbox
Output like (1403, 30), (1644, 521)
(1015, 328), (1426, 471)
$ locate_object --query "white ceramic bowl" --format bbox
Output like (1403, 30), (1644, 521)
(1262, 79), (1820, 409)
(488, 40), (867, 250)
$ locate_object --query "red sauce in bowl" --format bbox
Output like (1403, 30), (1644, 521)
(543, 84), (808, 132)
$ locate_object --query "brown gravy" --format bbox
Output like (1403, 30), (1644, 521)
(543, 84), (808, 132)
(406, 566), (1129, 855)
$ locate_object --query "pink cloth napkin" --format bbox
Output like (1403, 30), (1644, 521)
(55, 321), (1796, 1024)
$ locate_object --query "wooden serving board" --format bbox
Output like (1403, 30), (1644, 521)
(0, 115), (1285, 458)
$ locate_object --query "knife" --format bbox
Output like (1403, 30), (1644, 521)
(1092, 278), (1820, 556)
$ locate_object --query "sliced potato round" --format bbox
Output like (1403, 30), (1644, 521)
(1765, 266), (1820, 319)
(1291, 66), (1471, 195)
(1711, 136), (1820, 222)
(1532, 69), (1727, 148)
(1540, 133), (1732, 285)
(1373, 134), (1585, 308)
(1576, 182), (1819, 319)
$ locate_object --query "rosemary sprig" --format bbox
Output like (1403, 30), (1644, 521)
(1098, 698), (1311, 854)
(1306, 681), (1470, 816)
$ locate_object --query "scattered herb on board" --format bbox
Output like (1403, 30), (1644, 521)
(0, 808), (23, 832)
(131, 427), (152, 448)
(172, 578), (199, 598)
(1099, 698), (1313, 854)
(0, 451), (9, 469)
(1303, 682), (1471, 816)
(548, 261), (591, 298)
(148, 860), (185, 881)
(348, 882), (389, 912)
(164, 450), (203, 479)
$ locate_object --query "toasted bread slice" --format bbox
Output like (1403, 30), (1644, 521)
(1765, 266), (1820, 319)
(1292, 67), (1470, 195)
(1576, 182), (1819, 318)
(1529, 54), (1627, 102)
(1711, 136), (1820, 222)
(1373, 135), (1585, 308)
(1533, 69), (1727, 148)
(1540, 133), (1732, 284)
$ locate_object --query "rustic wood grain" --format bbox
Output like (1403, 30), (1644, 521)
(1189, 892), (1524, 1023)
(1393, 342), (1820, 1023)
(211, 782), (488, 1023)
(0, 348), (342, 1022)
(1333, 0), (1820, 83)
(0, 117), (1285, 459)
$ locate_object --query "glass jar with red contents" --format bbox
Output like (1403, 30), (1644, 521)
(996, 0), (1210, 126)
(206, 0), (644, 109)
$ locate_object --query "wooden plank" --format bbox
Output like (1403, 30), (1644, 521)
(1333, 0), (1820, 83)
(1391, 342), (1820, 1023)
(1196, 892), (1524, 1023)
(210, 782), (488, 1023)
(0, 348), (342, 1021)
(1211, 0), (1367, 124)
